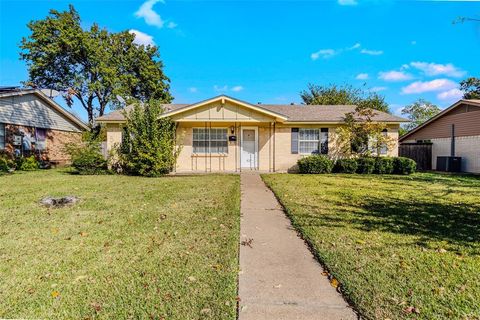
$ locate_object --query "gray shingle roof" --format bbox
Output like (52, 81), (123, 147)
(97, 102), (407, 123)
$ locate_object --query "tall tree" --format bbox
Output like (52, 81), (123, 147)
(401, 99), (441, 132)
(20, 5), (172, 124)
(459, 77), (480, 99)
(300, 84), (390, 113)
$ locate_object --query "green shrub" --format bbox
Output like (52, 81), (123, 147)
(118, 101), (179, 177)
(393, 157), (416, 175)
(66, 141), (108, 175)
(297, 155), (334, 174)
(17, 156), (39, 171)
(356, 157), (375, 174)
(334, 158), (358, 174)
(0, 156), (10, 173)
(374, 157), (394, 174)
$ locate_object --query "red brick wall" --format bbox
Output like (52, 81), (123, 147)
(3, 124), (82, 164)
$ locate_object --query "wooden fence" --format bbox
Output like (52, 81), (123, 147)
(399, 143), (433, 171)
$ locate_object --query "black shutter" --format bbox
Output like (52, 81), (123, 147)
(291, 128), (299, 154)
(320, 128), (329, 154)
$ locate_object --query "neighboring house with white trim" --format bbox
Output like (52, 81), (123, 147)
(399, 99), (480, 174)
(97, 95), (406, 172)
(0, 88), (88, 165)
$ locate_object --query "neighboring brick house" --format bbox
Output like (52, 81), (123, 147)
(399, 99), (480, 174)
(0, 88), (88, 165)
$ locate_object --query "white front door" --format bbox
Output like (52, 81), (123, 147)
(241, 128), (258, 169)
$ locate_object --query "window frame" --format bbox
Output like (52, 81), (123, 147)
(298, 128), (320, 155)
(298, 128), (329, 155)
(192, 127), (228, 154)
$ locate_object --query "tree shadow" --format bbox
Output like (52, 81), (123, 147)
(293, 194), (480, 253)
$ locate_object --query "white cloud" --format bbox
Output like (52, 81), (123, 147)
(231, 86), (244, 92)
(338, 0), (358, 5)
(311, 49), (337, 60)
(188, 87), (198, 93)
(355, 73), (369, 80)
(213, 85), (244, 93)
(129, 29), (155, 46)
(410, 61), (466, 78)
(360, 48), (383, 56)
(347, 43), (361, 50)
(378, 70), (413, 82)
(369, 86), (387, 92)
(214, 85), (228, 92)
(167, 21), (177, 29)
(135, 0), (165, 28)
(437, 88), (464, 101)
(401, 79), (458, 94)
(411, 40), (417, 45)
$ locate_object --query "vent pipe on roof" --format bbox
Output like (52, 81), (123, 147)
(257, 102), (262, 105)
(290, 102), (295, 105)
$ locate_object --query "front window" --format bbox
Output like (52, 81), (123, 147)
(193, 128), (228, 154)
(299, 128), (328, 155)
(299, 129), (319, 154)
(0, 123), (4, 149)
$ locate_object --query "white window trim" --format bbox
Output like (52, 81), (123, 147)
(298, 128), (320, 155)
(192, 127), (228, 154)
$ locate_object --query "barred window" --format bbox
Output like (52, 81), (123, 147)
(193, 128), (228, 154)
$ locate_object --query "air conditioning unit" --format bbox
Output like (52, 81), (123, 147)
(436, 156), (462, 172)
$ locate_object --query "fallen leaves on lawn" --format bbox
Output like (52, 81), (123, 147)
(91, 302), (102, 312)
(187, 276), (196, 282)
(403, 306), (420, 314)
(51, 291), (60, 299)
(79, 231), (88, 237)
(200, 308), (211, 315)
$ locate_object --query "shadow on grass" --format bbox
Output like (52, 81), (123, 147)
(295, 195), (480, 251)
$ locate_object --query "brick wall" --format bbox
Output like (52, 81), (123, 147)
(3, 124), (82, 165)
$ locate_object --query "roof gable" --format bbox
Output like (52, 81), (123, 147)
(399, 99), (480, 141)
(160, 95), (288, 121)
(0, 90), (88, 131)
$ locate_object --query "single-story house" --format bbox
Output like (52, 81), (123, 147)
(399, 99), (480, 174)
(0, 87), (88, 165)
(97, 95), (407, 172)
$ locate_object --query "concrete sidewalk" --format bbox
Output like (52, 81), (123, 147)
(238, 172), (357, 320)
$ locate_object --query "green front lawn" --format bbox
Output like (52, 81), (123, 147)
(0, 170), (240, 319)
(262, 173), (480, 320)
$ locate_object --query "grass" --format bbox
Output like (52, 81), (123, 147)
(262, 172), (480, 320)
(0, 169), (240, 319)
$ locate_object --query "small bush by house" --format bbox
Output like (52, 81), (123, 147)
(374, 157), (394, 174)
(65, 140), (108, 175)
(0, 155), (13, 173)
(356, 157), (375, 174)
(298, 155), (334, 174)
(334, 158), (358, 174)
(17, 156), (39, 171)
(393, 157), (417, 175)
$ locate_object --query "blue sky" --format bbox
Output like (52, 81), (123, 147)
(1, 0), (479, 121)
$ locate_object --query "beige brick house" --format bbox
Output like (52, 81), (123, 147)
(0, 88), (88, 165)
(97, 95), (406, 172)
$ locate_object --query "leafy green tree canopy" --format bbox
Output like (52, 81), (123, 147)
(460, 77), (480, 99)
(20, 5), (172, 124)
(401, 99), (441, 132)
(300, 84), (390, 113)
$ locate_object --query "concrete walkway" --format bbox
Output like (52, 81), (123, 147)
(238, 172), (357, 320)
